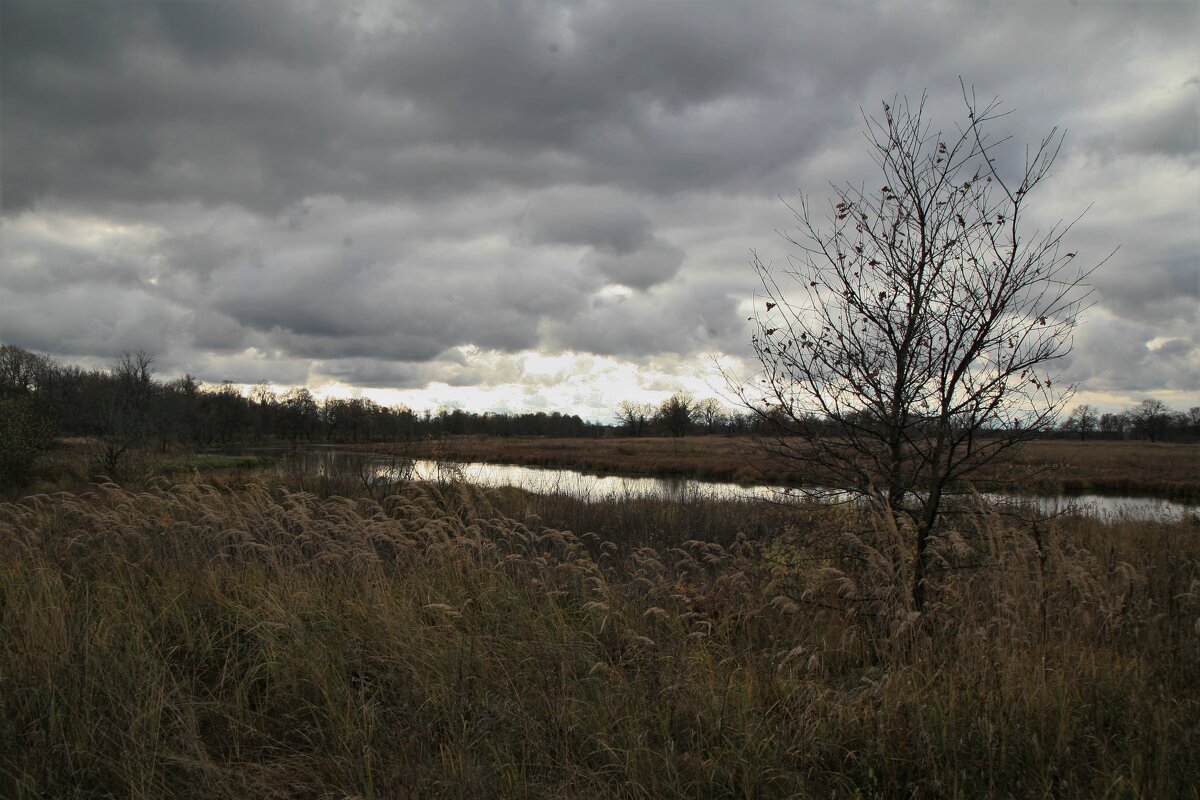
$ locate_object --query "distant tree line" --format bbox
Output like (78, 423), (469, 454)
(615, 394), (757, 438)
(614, 393), (1200, 445)
(0, 344), (603, 484)
(5, 343), (1191, 488)
(0, 345), (759, 458)
(1055, 401), (1200, 443)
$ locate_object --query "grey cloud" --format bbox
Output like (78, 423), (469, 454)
(1097, 255), (1200, 323)
(1062, 314), (1199, 394)
(1, 0), (1196, 407)
(160, 228), (256, 282)
(1153, 338), (1192, 358)
(0, 0), (887, 212)
(188, 205), (600, 361)
(315, 359), (439, 390)
(517, 188), (685, 289)
(1081, 82), (1200, 159)
(585, 240), (684, 290)
(521, 194), (652, 254)
(188, 309), (248, 352)
(149, 0), (344, 68)
(545, 282), (745, 358)
(350, 1), (789, 148)
(1, 198), (596, 377)
(0, 0), (149, 71)
(212, 259), (548, 361)
(315, 351), (523, 390)
(5, 0), (1196, 214)
(0, 282), (179, 359)
(1113, 91), (1198, 158)
(177, 351), (313, 387)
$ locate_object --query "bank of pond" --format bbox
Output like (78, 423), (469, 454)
(200, 446), (1199, 523)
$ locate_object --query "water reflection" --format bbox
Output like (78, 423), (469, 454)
(213, 447), (1199, 523)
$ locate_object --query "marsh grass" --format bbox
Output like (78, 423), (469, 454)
(1, 476), (1197, 799)
(8, 438), (279, 501)
(374, 436), (1200, 501)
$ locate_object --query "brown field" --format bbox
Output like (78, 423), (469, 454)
(2, 468), (1197, 798)
(4, 438), (1196, 795)
(357, 435), (1200, 500)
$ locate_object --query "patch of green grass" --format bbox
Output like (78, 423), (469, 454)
(156, 453), (277, 474)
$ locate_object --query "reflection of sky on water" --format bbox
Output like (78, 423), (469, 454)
(393, 459), (1194, 524)
(249, 448), (1199, 523)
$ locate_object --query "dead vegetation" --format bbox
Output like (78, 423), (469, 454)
(1, 473), (1197, 798)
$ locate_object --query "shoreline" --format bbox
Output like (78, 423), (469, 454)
(339, 435), (1200, 503)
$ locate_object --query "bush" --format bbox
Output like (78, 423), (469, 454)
(0, 396), (52, 488)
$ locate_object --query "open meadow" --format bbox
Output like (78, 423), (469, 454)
(2, 454), (1198, 798)
(7, 1), (1198, 797)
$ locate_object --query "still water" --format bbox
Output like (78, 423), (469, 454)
(208, 446), (1198, 523)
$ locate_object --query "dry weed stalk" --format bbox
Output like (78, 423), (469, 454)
(1, 478), (1196, 799)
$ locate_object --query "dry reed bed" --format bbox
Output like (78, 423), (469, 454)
(1, 479), (1197, 798)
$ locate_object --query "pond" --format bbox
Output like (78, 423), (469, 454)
(203, 446), (1199, 523)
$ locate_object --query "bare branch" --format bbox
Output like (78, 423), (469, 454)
(731, 90), (1105, 611)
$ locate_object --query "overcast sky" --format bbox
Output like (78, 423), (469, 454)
(2, 0), (1196, 420)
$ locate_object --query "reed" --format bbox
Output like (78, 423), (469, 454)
(1, 477), (1196, 798)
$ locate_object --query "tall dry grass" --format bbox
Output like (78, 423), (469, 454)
(1, 477), (1197, 798)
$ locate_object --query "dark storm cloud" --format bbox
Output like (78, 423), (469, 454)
(0, 195), (599, 381)
(188, 309), (249, 352)
(584, 240), (685, 290)
(0, 0), (896, 212)
(189, 200), (602, 361)
(517, 188), (685, 288)
(1, 0), (1196, 407)
(3, 0), (362, 213)
(3, 281), (178, 359)
(317, 352), (522, 390)
(521, 194), (653, 255)
(5, 0), (1196, 211)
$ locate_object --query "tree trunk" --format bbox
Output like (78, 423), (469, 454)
(912, 524), (930, 612)
(912, 486), (943, 612)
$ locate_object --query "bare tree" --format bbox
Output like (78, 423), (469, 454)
(1099, 412), (1129, 438)
(657, 392), (695, 439)
(0, 344), (51, 397)
(250, 380), (277, 441)
(616, 400), (654, 437)
(1128, 399), (1170, 443)
(281, 387), (319, 441)
(735, 88), (1103, 610)
(95, 351), (155, 474)
(694, 397), (729, 434)
(1062, 403), (1098, 441)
